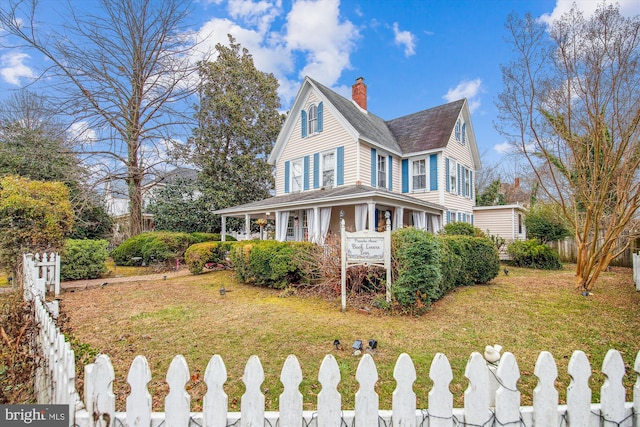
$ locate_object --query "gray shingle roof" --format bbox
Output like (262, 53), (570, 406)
(308, 77), (464, 156)
(387, 99), (465, 153)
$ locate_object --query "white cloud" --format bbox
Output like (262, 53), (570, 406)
(0, 51), (36, 85)
(442, 78), (483, 112)
(493, 142), (512, 154)
(285, 0), (359, 85)
(539, 0), (640, 25)
(192, 0), (358, 106)
(67, 121), (97, 145)
(227, 0), (282, 35)
(392, 22), (416, 57)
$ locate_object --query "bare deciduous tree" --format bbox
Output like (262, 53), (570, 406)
(0, 0), (203, 236)
(497, 4), (640, 292)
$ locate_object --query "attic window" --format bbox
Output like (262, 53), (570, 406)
(308, 104), (317, 134)
(301, 102), (323, 138)
(455, 119), (461, 141)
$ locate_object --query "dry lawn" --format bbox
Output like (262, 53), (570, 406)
(58, 265), (640, 412)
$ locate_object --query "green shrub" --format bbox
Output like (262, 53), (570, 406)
(110, 232), (157, 266)
(111, 231), (234, 267)
(190, 232), (236, 243)
(507, 239), (563, 270)
(61, 239), (109, 281)
(439, 235), (500, 286)
(140, 231), (194, 265)
(229, 240), (318, 289)
(443, 222), (486, 237)
(185, 241), (236, 274)
(392, 227), (443, 311)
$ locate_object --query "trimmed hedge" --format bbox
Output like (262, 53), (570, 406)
(111, 231), (232, 266)
(229, 240), (319, 289)
(507, 239), (563, 270)
(392, 227), (443, 310)
(61, 239), (109, 281)
(391, 228), (500, 312)
(439, 235), (500, 287)
(185, 241), (236, 274)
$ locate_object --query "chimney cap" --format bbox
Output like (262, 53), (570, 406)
(355, 76), (364, 83)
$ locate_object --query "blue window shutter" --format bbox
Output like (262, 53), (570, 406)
(445, 158), (450, 192)
(284, 161), (290, 193)
(317, 102), (323, 132)
(470, 170), (473, 199)
(371, 148), (377, 186)
(337, 146), (344, 185)
(458, 212), (462, 222)
(446, 211), (450, 223)
(471, 214), (474, 225)
(457, 163), (461, 195)
(388, 155), (393, 190)
(430, 154), (438, 191)
(303, 156), (310, 190)
(401, 159), (409, 193)
(313, 153), (320, 189)
(301, 110), (307, 138)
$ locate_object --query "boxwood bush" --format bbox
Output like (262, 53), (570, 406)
(61, 239), (109, 281)
(439, 235), (500, 286)
(185, 241), (236, 274)
(111, 231), (233, 266)
(229, 240), (318, 289)
(507, 239), (563, 270)
(391, 227), (443, 310)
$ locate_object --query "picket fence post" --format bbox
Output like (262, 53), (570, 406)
(495, 352), (521, 425)
(317, 354), (341, 427)
(241, 355), (265, 426)
(126, 355), (152, 427)
(165, 355), (191, 427)
(567, 350), (592, 425)
(533, 351), (559, 426)
(355, 353), (379, 426)
(464, 352), (491, 425)
(203, 355), (228, 427)
(392, 353), (416, 426)
(429, 352), (453, 426)
(601, 349), (627, 425)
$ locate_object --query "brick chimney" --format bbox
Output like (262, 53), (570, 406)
(514, 177), (520, 188)
(352, 77), (367, 110)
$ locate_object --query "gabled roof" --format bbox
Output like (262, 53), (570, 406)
(308, 77), (402, 153)
(386, 99), (466, 153)
(270, 76), (480, 169)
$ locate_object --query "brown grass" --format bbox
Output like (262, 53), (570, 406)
(58, 265), (640, 412)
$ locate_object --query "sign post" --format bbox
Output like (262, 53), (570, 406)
(340, 211), (392, 311)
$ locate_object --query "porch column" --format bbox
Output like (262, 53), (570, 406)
(221, 216), (227, 241)
(368, 202), (376, 232)
(275, 210), (281, 241)
(314, 207), (320, 243)
(244, 214), (250, 240)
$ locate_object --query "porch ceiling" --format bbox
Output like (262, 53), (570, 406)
(213, 185), (445, 218)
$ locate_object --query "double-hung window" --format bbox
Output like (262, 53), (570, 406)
(412, 159), (426, 190)
(308, 104), (317, 135)
(448, 159), (457, 192)
(322, 151), (335, 187)
(291, 158), (303, 192)
(464, 168), (470, 196)
(377, 154), (386, 188)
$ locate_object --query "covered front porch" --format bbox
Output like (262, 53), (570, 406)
(213, 185), (444, 243)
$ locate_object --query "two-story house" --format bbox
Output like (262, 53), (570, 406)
(214, 77), (481, 242)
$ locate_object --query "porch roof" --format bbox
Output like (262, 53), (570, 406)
(213, 185), (445, 218)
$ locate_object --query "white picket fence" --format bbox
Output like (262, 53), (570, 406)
(21, 253), (640, 427)
(73, 349), (640, 427)
(633, 252), (640, 291)
(22, 253), (81, 424)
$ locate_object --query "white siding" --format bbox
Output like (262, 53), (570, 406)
(275, 92), (356, 195)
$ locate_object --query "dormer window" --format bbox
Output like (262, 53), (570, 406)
(455, 119), (461, 141)
(301, 101), (323, 138)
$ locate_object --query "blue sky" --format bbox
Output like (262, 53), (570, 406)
(1, 0), (639, 168)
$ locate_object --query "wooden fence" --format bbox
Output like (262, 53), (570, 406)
(74, 349), (640, 427)
(23, 253), (81, 424)
(550, 236), (639, 268)
(21, 253), (640, 427)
